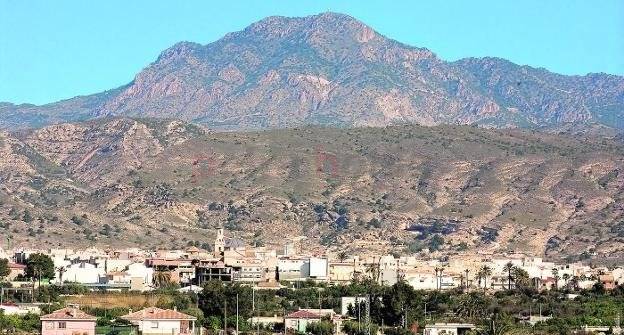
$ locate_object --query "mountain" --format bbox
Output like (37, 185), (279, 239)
(1, 118), (623, 262)
(2, 12), (623, 130)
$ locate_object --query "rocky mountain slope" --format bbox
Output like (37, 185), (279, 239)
(2, 12), (623, 130)
(1, 118), (623, 262)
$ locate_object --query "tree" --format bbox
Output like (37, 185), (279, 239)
(428, 234), (444, 252)
(22, 210), (33, 223)
(365, 263), (380, 283)
(56, 266), (66, 284)
(569, 276), (580, 291)
(25, 253), (55, 281)
(464, 269), (470, 290)
(511, 267), (529, 289)
(381, 281), (419, 327)
(337, 251), (349, 263)
(198, 281), (253, 321)
(503, 262), (514, 290)
(551, 268), (560, 291)
(434, 266), (445, 290)
(307, 320), (334, 335)
(0, 259), (10, 280)
(478, 265), (492, 291)
(562, 273), (571, 290)
(153, 271), (172, 288)
(342, 320), (379, 335)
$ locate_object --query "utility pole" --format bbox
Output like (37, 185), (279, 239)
(224, 300), (228, 335)
(318, 290), (322, 335)
(236, 294), (239, 335)
(357, 296), (361, 332)
(318, 290), (322, 316)
(403, 305), (409, 329)
(366, 295), (371, 335)
(255, 286), (261, 335)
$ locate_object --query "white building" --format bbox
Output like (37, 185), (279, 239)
(278, 258), (308, 281)
(309, 257), (328, 280)
(424, 323), (475, 335)
(61, 262), (105, 284)
(121, 307), (197, 335)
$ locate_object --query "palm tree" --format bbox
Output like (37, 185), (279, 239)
(569, 276), (580, 291)
(478, 265), (492, 291)
(477, 270), (483, 288)
(551, 268), (560, 290)
(464, 269), (470, 291)
(503, 262), (514, 290)
(337, 251), (348, 263)
(562, 273), (571, 289)
(434, 266), (444, 290)
(365, 263), (380, 283)
(56, 266), (66, 285)
(512, 266), (529, 289)
(154, 271), (172, 287)
(532, 277), (542, 291)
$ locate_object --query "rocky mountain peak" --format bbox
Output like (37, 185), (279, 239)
(156, 41), (203, 63)
(1, 12), (622, 131)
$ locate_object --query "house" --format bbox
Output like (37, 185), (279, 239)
(256, 280), (283, 290)
(284, 309), (342, 334)
(599, 274), (616, 290)
(194, 259), (233, 283)
(277, 258), (307, 281)
(60, 262), (105, 284)
(284, 310), (322, 333)
(40, 307), (96, 335)
(248, 315), (283, 328)
(7, 262), (26, 281)
(146, 259), (195, 284)
(579, 325), (622, 334)
(110, 262), (154, 291)
(328, 262), (355, 283)
(1, 302), (41, 315)
(277, 257), (329, 282)
(120, 307), (198, 335)
(424, 323), (476, 335)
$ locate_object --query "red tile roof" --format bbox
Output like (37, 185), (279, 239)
(8, 263), (26, 270)
(285, 310), (321, 319)
(121, 307), (197, 321)
(40, 308), (97, 321)
(121, 307), (164, 320)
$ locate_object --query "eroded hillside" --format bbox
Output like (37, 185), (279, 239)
(0, 118), (622, 261)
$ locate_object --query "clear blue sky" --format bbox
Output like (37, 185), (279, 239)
(1, 0), (622, 105)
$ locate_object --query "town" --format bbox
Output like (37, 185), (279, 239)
(1, 228), (624, 335)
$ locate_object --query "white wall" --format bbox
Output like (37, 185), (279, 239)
(309, 257), (328, 278)
(62, 263), (105, 284)
(138, 320), (184, 335)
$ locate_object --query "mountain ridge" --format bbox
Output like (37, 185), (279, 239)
(1, 12), (623, 130)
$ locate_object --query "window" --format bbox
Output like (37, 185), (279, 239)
(58, 322), (67, 329)
(150, 321), (159, 329)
